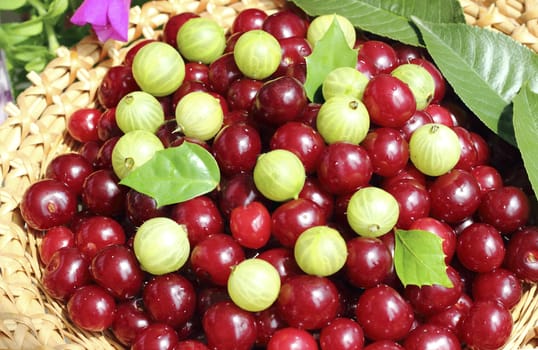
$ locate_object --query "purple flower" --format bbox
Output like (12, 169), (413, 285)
(71, 0), (131, 42)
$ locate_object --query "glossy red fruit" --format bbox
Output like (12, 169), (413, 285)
(217, 172), (266, 218)
(111, 299), (151, 346)
(97, 65), (140, 108)
(172, 340), (210, 350)
(409, 217), (456, 264)
(361, 127), (409, 177)
(42, 247), (91, 300)
(262, 10), (308, 40)
(20, 179), (78, 231)
(277, 274), (341, 330)
(363, 340), (404, 350)
(317, 142), (373, 195)
(226, 78), (263, 111)
(478, 186), (530, 233)
(126, 189), (170, 227)
(271, 198), (326, 248)
(456, 223), (505, 273)
(319, 317), (365, 350)
(267, 327), (319, 350)
(81, 169), (128, 216)
(230, 201), (271, 249)
(258, 247), (301, 281)
(427, 293), (472, 334)
(472, 268), (522, 309)
(345, 237), (393, 289)
(358, 40), (398, 74)
(45, 153), (94, 196)
(298, 177), (335, 220)
(504, 226), (538, 282)
(67, 108), (101, 143)
(231, 8), (268, 34)
(162, 12), (199, 48)
(254, 305), (287, 346)
(409, 58), (446, 103)
(131, 323), (179, 350)
(270, 121), (325, 174)
(403, 323), (461, 350)
(355, 284), (415, 341)
(460, 300), (513, 350)
(75, 215), (126, 259)
(190, 233), (245, 286)
(170, 195), (224, 246)
(143, 273), (197, 329)
(40, 225), (75, 265)
(90, 244), (144, 300)
(362, 74), (416, 128)
(383, 179), (430, 229)
(202, 301), (257, 350)
(67, 284), (116, 332)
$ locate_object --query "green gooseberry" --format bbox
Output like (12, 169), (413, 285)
(322, 66), (369, 100)
(177, 17), (226, 64)
(111, 130), (164, 179)
(233, 30), (282, 80)
(115, 91), (165, 133)
(175, 91), (224, 141)
(307, 14), (356, 49)
(316, 95), (370, 144)
(391, 63), (436, 110)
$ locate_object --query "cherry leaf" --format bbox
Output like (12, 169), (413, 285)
(513, 84), (538, 200)
(120, 142), (220, 207)
(412, 17), (538, 146)
(394, 229), (452, 288)
(290, 0), (465, 46)
(304, 17), (357, 102)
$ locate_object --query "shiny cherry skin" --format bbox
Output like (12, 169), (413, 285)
(217, 172), (266, 218)
(75, 215), (126, 259)
(20, 179), (78, 231)
(231, 8), (268, 34)
(111, 299), (151, 346)
(190, 233), (245, 286)
(362, 74), (416, 128)
(143, 273), (197, 329)
(460, 300), (513, 350)
(97, 107), (122, 141)
(202, 301), (257, 350)
(403, 323), (461, 350)
(45, 153), (94, 196)
(472, 268), (522, 309)
(42, 247), (91, 300)
(456, 223), (505, 273)
(277, 274), (341, 330)
(252, 76), (307, 126)
(404, 266), (464, 316)
(254, 305), (287, 346)
(319, 317), (365, 350)
(170, 195), (224, 246)
(427, 293), (472, 334)
(423, 103), (455, 127)
(274, 37), (312, 77)
(126, 189), (170, 227)
(267, 327), (319, 350)
(504, 226), (538, 282)
(383, 179), (430, 229)
(131, 323), (179, 350)
(428, 169), (482, 224)
(355, 284), (415, 341)
(345, 237), (393, 289)
(230, 201), (271, 249)
(184, 62), (210, 85)
(67, 108), (101, 143)
(67, 284), (116, 332)
(79, 140), (101, 165)
(262, 10), (308, 40)
(409, 58), (446, 103)
(270, 121), (325, 174)
(90, 244), (144, 300)
(409, 217), (457, 264)
(271, 198), (326, 247)
(212, 122), (262, 176)
(358, 40), (399, 74)
(93, 136), (119, 169)
(453, 126), (479, 171)
(298, 177), (335, 220)
(97, 65), (140, 108)
(363, 340), (404, 350)
(226, 78), (263, 111)
(40, 225), (75, 265)
(317, 142), (373, 195)
(478, 186), (530, 233)
(257, 247), (302, 281)
(81, 169), (128, 216)
(399, 110), (434, 141)
(361, 127), (409, 177)
(172, 340), (209, 350)
(208, 52), (243, 95)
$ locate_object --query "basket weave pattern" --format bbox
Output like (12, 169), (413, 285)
(1, 0), (537, 349)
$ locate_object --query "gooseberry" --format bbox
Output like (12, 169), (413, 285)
(133, 217), (190, 275)
(294, 225), (348, 277)
(111, 130), (164, 179)
(175, 91), (224, 141)
(177, 17), (226, 64)
(233, 29), (282, 79)
(391, 63), (435, 110)
(307, 14), (356, 49)
(253, 149), (306, 202)
(347, 187), (399, 237)
(409, 123), (461, 177)
(322, 66), (369, 100)
(227, 258), (281, 312)
(115, 91), (165, 133)
(316, 95), (370, 144)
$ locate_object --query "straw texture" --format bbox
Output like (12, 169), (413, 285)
(0, 0), (537, 349)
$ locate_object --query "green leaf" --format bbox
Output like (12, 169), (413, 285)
(304, 17), (357, 102)
(0, 0), (27, 10)
(394, 229), (452, 288)
(290, 0), (464, 46)
(412, 17), (538, 146)
(0, 18), (44, 43)
(513, 84), (538, 199)
(120, 142), (221, 207)
(43, 0), (69, 25)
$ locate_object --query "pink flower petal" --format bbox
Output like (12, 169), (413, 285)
(70, 0), (108, 26)
(70, 0), (131, 42)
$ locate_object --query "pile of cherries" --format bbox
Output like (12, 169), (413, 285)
(19, 3), (538, 350)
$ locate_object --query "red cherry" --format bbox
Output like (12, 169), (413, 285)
(67, 284), (116, 332)
(230, 201), (271, 249)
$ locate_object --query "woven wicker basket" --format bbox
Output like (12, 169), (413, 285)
(1, 0), (537, 349)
